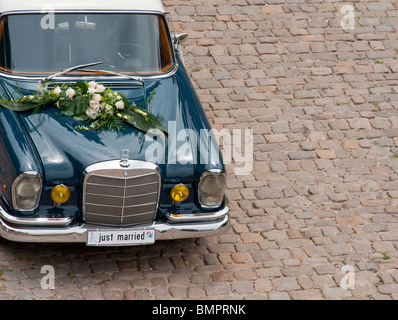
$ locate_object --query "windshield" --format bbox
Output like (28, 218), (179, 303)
(0, 13), (174, 76)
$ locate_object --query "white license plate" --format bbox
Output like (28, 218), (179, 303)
(87, 228), (155, 246)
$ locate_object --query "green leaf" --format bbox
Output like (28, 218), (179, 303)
(59, 99), (73, 108)
(73, 114), (90, 121)
(0, 102), (37, 112)
(75, 97), (85, 116)
(75, 125), (90, 131)
(75, 82), (88, 94)
(61, 100), (77, 117)
(121, 109), (167, 134)
(147, 114), (168, 134)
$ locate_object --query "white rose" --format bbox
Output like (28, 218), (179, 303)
(86, 107), (99, 119)
(53, 86), (62, 95)
(88, 81), (97, 89)
(115, 100), (125, 110)
(88, 87), (97, 94)
(89, 100), (101, 111)
(66, 88), (76, 99)
(92, 94), (102, 102)
(96, 84), (106, 93)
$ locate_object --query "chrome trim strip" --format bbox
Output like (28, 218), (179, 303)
(84, 160), (160, 173)
(0, 204), (230, 244)
(88, 171), (157, 180)
(166, 198), (230, 223)
(0, 205), (73, 227)
(155, 216), (230, 241)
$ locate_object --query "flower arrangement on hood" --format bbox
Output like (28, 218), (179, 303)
(0, 81), (167, 134)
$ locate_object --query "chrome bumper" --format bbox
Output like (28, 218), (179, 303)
(0, 201), (230, 245)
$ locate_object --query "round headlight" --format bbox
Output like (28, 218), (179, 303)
(12, 172), (42, 211)
(51, 185), (71, 205)
(198, 170), (226, 209)
(170, 184), (190, 203)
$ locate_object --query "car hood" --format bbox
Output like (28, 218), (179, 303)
(14, 77), (195, 185)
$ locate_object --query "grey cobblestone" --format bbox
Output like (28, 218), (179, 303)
(0, 0), (397, 300)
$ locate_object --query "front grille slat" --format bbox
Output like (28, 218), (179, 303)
(126, 176), (159, 186)
(125, 194), (158, 207)
(83, 163), (161, 227)
(86, 185), (125, 197)
(126, 181), (159, 188)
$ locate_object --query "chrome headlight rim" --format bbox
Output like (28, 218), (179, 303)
(198, 169), (226, 209)
(12, 171), (42, 211)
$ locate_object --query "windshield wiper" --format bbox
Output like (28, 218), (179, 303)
(78, 68), (144, 85)
(43, 61), (104, 81)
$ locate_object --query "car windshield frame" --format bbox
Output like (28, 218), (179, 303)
(0, 11), (176, 78)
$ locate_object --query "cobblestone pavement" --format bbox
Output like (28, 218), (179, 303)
(1, 0), (398, 300)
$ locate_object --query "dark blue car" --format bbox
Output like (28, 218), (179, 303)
(0, 0), (229, 246)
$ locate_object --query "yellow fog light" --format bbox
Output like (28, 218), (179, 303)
(170, 184), (189, 203)
(51, 185), (71, 205)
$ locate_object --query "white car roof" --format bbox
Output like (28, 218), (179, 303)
(0, 0), (165, 14)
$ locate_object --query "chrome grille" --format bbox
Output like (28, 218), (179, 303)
(83, 161), (161, 227)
